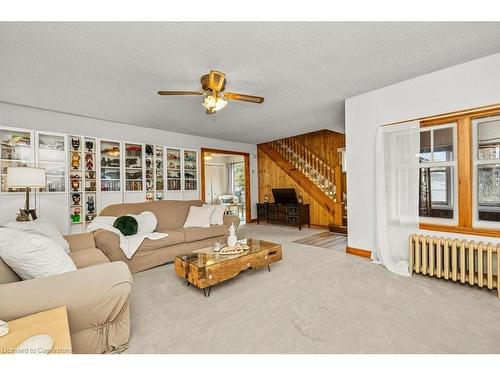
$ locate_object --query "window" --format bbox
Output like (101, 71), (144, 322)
(419, 124), (457, 224)
(417, 105), (500, 237)
(472, 115), (500, 228)
(231, 162), (245, 202)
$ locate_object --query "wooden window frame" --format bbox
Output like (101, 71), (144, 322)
(419, 105), (500, 238)
(418, 123), (458, 226)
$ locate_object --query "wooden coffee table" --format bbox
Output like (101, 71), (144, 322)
(174, 239), (282, 297)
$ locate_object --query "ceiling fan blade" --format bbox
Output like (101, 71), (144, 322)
(208, 70), (225, 92)
(157, 91), (203, 96)
(225, 92), (264, 104)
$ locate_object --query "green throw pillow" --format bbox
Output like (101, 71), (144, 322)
(113, 215), (138, 236)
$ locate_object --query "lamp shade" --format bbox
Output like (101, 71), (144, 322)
(6, 167), (46, 188)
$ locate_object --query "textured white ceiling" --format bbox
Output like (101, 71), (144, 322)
(1, 22), (500, 143)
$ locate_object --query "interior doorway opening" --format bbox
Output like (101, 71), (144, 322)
(201, 148), (251, 224)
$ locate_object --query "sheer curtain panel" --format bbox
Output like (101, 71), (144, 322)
(374, 121), (420, 276)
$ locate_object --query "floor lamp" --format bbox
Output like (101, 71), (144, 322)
(6, 167), (46, 221)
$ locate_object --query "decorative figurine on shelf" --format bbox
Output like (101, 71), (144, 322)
(71, 179), (80, 191)
(297, 195), (303, 204)
(85, 140), (94, 152)
(71, 152), (81, 169)
(86, 195), (95, 213)
(71, 137), (80, 150)
(71, 193), (81, 206)
(71, 207), (81, 223)
(264, 194), (269, 203)
(85, 153), (94, 170)
(227, 223), (237, 247)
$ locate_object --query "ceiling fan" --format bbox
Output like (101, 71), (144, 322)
(158, 70), (264, 114)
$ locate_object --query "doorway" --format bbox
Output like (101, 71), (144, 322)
(201, 148), (251, 224)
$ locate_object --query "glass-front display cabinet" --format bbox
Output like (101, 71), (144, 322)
(166, 148), (181, 191)
(83, 137), (97, 222)
(146, 144), (165, 201)
(145, 144), (154, 201)
(100, 140), (121, 192)
(125, 143), (144, 192)
(0, 129), (32, 192)
(155, 145), (164, 200)
(69, 135), (97, 226)
(69, 135), (83, 224)
(37, 132), (66, 193)
(183, 149), (198, 191)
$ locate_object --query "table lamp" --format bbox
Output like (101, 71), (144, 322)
(6, 167), (46, 221)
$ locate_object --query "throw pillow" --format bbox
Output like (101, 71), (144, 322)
(5, 218), (70, 253)
(113, 216), (139, 236)
(128, 211), (157, 233)
(0, 228), (76, 280)
(183, 205), (215, 228)
(202, 204), (226, 225)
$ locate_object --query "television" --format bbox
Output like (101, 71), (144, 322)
(272, 188), (298, 204)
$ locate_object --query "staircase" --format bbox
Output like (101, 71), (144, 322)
(259, 137), (345, 226)
(269, 138), (337, 200)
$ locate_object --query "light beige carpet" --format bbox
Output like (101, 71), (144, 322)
(126, 223), (500, 353)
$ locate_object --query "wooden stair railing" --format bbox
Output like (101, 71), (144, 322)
(268, 138), (341, 202)
(259, 141), (344, 225)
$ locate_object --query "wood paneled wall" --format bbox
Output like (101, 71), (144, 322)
(294, 129), (345, 168)
(295, 129), (347, 199)
(258, 129), (346, 227)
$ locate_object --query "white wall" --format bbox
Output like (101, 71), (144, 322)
(345, 52), (500, 252)
(0, 102), (259, 228)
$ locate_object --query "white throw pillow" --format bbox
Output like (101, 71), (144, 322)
(183, 206), (215, 228)
(5, 218), (70, 253)
(0, 228), (76, 280)
(202, 204), (226, 226)
(128, 211), (157, 233)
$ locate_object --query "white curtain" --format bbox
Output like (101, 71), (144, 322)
(373, 121), (420, 276)
(227, 163), (235, 195)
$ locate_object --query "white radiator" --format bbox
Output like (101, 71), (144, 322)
(409, 234), (500, 298)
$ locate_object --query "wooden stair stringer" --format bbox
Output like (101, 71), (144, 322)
(259, 143), (342, 223)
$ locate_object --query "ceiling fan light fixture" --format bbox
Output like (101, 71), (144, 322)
(201, 92), (227, 113)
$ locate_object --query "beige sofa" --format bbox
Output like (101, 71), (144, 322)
(95, 200), (240, 273)
(0, 233), (132, 354)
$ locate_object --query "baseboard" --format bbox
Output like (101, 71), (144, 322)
(249, 218), (258, 223)
(310, 224), (330, 229)
(345, 246), (371, 259)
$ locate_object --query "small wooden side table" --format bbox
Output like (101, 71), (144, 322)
(0, 306), (72, 354)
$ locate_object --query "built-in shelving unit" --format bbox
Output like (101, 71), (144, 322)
(145, 144), (154, 201)
(0, 125), (203, 235)
(37, 132), (66, 193)
(100, 140), (121, 192)
(0, 128), (32, 192)
(145, 144), (165, 201)
(69, 135), (84, 224)
(166, 148), (182, 191)
(183, 149), (198, 191)
(68, 135), (97, 228)
(83, 137), (97, 223)
(125, 143), (144, 192)
(154, 145), (164, 200)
